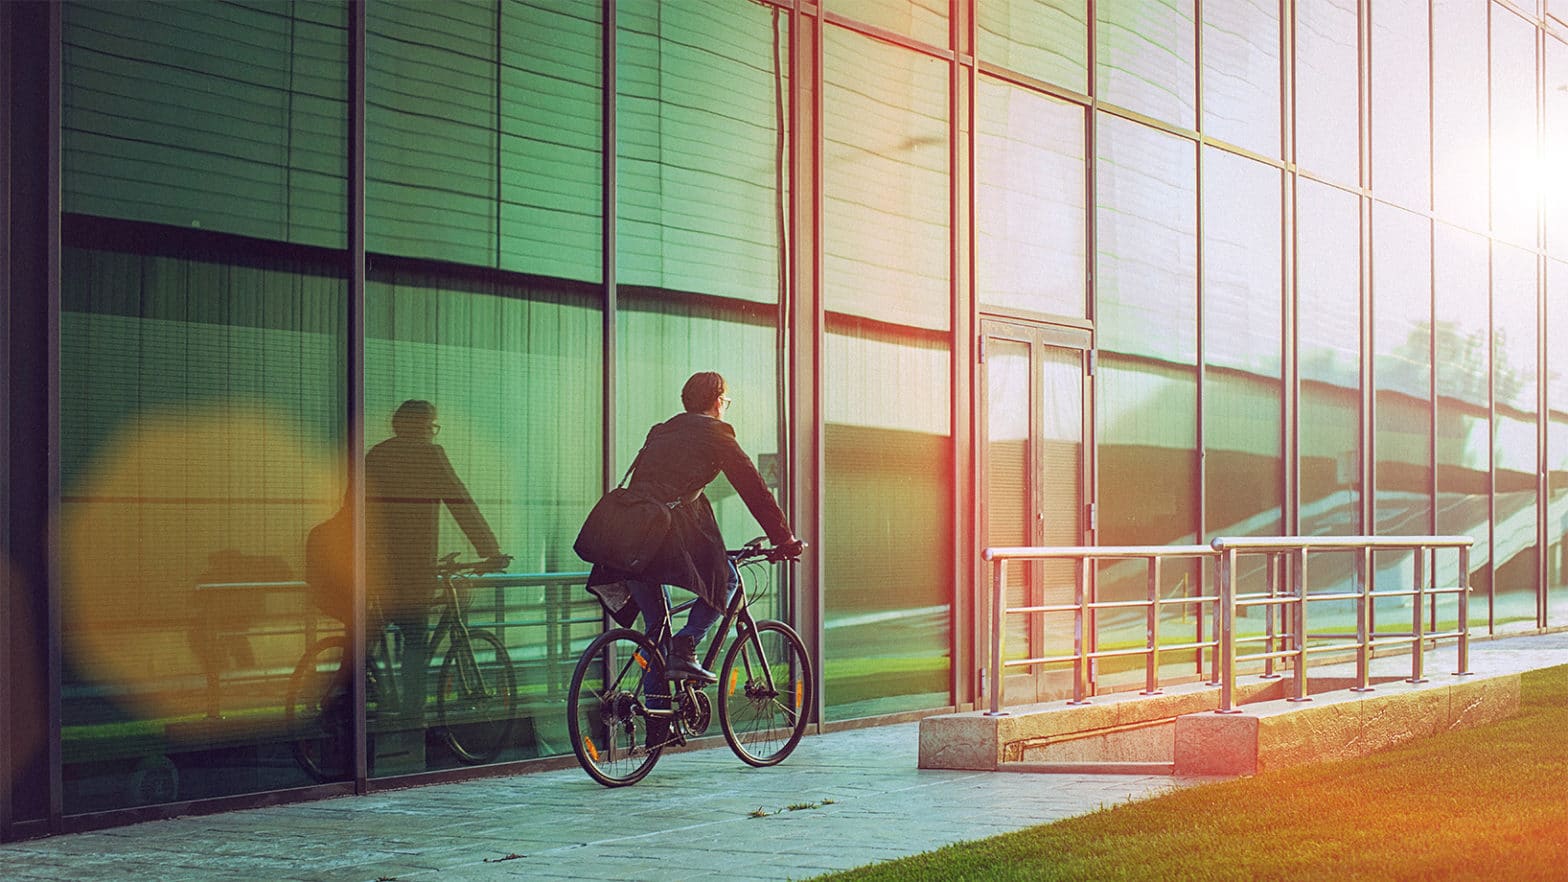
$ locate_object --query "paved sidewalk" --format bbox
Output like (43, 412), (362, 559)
(4, 632), (1563, 882)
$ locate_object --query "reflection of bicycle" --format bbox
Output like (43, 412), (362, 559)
(567, 539), (812, 786)
(286, 553), (516, 780)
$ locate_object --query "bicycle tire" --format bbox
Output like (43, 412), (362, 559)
(717, 620), (812, 767)
(437, 628), (518, 764)
(566, 628), (665, 787)
(285, 635), (353, 782)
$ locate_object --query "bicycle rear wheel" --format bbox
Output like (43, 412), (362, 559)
(437, 629), (518, 764)
(285, 636), (352, 781)
(718, 620), (812, 766)
(567, 628), (664, 786)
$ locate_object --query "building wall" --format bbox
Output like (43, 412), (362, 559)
(4, 0), (1568, 837)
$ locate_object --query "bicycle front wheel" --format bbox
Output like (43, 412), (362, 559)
(718, 620), (812, 766)
(285, 635), (352, 782)
(437, 629), (518, 764)
(566, 628), (664, 786)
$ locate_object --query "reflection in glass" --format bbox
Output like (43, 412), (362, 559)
(1492, 245), (1539, 627)
(824, 28), (953, 718)
(823, 26), (949, 330)
(1549, 260), (1568, 626)
(1433, 0), (1490, 229)
(1433, 223), (1490, 606)
(827, 0), (949, 48)
(1096, 114), (1199, 617)
(1097, 0), (1196, 129)
(1548, 39), (1568, 257)
(1372, 204), (1432, 536)
(618, 1), (787, 302)
(986, 339), (1032, 662)
(1294, 0), (1358, 184)
(1370, 0), (1430, 210)
(1491, 9), (1540, 249)
(1203, 149), (1282, 537)
(59, 247), (345, 811)
(976, 79), (1086, 318)
(62, 0), (348, 247)
(367, 0), (602, 279)
(366, 270), (603, 775)
(1298, 179), (1361, 536)
(976, 0), (1088, 94)
(1201, 0), (1280, 158)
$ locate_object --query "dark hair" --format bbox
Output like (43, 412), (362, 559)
(681, 372), (726, 413)
(391, 399), (436, 436)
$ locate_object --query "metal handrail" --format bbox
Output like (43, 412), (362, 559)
(982, 544), (1219, 716)
(1210, 535), (1473, 712)
(981, 535), (1475, 717)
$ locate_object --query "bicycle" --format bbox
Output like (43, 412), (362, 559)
(566, 538), (812, 786)
(286, 553), (517, 780)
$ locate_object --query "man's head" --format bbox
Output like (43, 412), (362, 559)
(681, 371), (729, 416)
(391, 399), (438, 440)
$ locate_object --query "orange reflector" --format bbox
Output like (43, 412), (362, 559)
(794, 680), (803, 709)
(729, 670), (739, 695)
(584, 736), (600, 763)
(634, 653), (648, 670)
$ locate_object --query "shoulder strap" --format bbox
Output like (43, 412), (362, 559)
(617, 446), (644, 488)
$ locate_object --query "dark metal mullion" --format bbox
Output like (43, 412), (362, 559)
(348, 0), (369, 792)
(1537, 25), (1549, 628)
(0, 0), (14, 841)
(947, 0), (970, 710)
(1195, 0), (1206, 550)
(1282, 0), (1298, 538)
(602, 0), (617, 494)
(1485, 2), (1497, 633)
(45, 1), (64, 833)
(1427, 0), (1439, 560)
(810, 3), (826, 728)
(1360, 0), (1375, 544)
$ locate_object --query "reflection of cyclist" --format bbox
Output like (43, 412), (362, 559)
(367, 400), (503, 725)
(588, 372), (801, 741)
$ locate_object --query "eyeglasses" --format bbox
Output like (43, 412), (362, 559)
(718, 395), (733, 408)
(430, 423), (442, 436)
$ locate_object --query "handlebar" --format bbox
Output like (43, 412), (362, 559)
(728, 538), (805, 564)
(435, 552), (513, 577)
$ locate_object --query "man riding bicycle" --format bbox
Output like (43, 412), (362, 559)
(586, 372), (802, 744)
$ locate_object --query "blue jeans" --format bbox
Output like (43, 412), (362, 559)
(629, 563), (739, 710)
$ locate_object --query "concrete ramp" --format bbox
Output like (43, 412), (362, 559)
(919, 672), (1520, 776)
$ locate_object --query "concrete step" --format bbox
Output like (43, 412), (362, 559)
(998, 760), (1177, 775)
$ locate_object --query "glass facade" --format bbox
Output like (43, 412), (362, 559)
(5, 0), (1565, 837)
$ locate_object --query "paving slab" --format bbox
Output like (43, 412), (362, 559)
(2, 631), (1561, 882)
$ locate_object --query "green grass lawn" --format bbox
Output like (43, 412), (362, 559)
(816, 665), (1568, 882)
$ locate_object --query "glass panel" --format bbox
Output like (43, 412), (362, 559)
(1372, 204), (1432, 540)
(1037, 346), (1087, 691)
(976, 0), (1089, 94)
(976, 78), (1087, 318)
(62, 0), (348, 247)
(59, 247), (346, 810)
(985, 338), (1032, 660)
(1298, 179), (1362, 535)
(824, 26), (949, 330)
(1433, 224), (1491, 596)
(1370, 0), (1430, 211)
(1548, 37), (1568, 257)
(826, 0), (948, 48)
(1096, 114), (1200, 652)
(364, 269), (602, 776)
(824, 29), (952, 718)
(1549, 259), (1568, 626)
(1203, 148), (1282, 536)
(1433, 0), (1490, 229)
(1201, 0), (1280, 158)
(617, 2), (787, 301)
(1097, 0), (1197, 130)
(1492, 244), (1540, 628)
(1491, 8), (1540, 248)
(500, 0), (602, 281)
(1294, 0), (1359, 185)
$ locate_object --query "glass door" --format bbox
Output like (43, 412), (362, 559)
(979, 319), (1091, 704)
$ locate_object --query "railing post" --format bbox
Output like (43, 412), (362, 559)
(1289, 548), (1310, 702)
(985, 557), (1007, 716)
(1409, 547), (1427, 683)
(1455, 545), (1471, 677)
(1262, 552), (1280, 679)
(1353, 546), (1373, 692)
(1217, 547), (1241, 713)
(1069, 557), (1090, 705)
(1142, 556), (1161, 695)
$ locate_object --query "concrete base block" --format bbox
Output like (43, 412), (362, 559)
(1172, 672), (1520, 776)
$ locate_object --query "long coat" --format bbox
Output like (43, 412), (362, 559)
(587, 412), (792, 619)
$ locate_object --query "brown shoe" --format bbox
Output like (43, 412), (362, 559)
(665, 635), (716, 683)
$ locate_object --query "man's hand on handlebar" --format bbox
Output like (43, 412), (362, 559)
(768, 538), (806, 562)
(477, 553), (512, 574)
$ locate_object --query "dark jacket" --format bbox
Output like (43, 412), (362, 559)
(587, 412), (791, 613)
